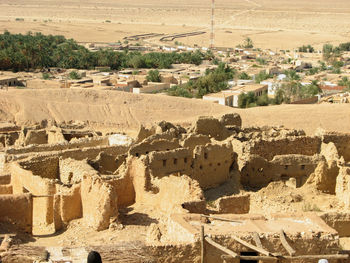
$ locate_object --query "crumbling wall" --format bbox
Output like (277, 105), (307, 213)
(10, 162), (56, 195)
(192, 143), (235, 189)
(147, 148), (192, 178)
(0, 193), (32, 232)
(247, 137), (321, 161)
(0, 152), (5, 174)
(59, 158), (99, 185)
(0, 185), (12, 195)
(54, 184), (82, 230)
(180, 134), (210, 152)
(306, 160), (339, 194)
(129, 139), (180, 157)
(19, 157), (59, 180)
(81, 176), (118, 231)
(108, 173), (135, 208)
(323, 133), (350, 162)
(215, 194), (250, 214)
(47, 126), (66, 144)
(157, 175), (204, 214)
(89, 152), (126, 174)
(219, 113), (242, 127)
(241, 154), (321, 188)
(23, 129), (48, 146)
(190, 116), (230, 141)
(321, 212), (350, 237)
(336, 167), (350, 209)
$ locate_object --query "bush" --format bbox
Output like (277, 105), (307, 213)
(238, 72), (251, 80)
(42, 72), (51, 80)
(243, 37), (254, 48)
(298, 45), (315, 53)
(69, 70), (81, 80)
(256, 58), (267, 65)
(167, 85), (193, 98)
(146, 70), (161, 82)
(255, 70), (272, 83)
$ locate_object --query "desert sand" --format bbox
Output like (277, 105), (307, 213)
(1, 0), (350, 49)
(0, 88), (349, 135)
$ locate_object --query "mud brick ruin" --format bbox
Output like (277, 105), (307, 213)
(0, 114), (350, 262)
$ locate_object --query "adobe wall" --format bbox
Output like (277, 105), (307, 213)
(23, 129), (48, 146)
(215, 194), (250, 214)
(129, 139), (180, 157)
(5, 136), (110, 156)
(81, 176), (118, 231)
(147, 148), (192, 178)
(180, 134), (211, 153)
(241, 154), (322, 188)
(59, 158), (99, 185)
(323, 133), (350, 162)
(192, 143), (235, 189)
(247, 137), (322, 161)
(0, 184), (12, 194)
(336, 167), (350, 209)
(190, 116), (230, 141)
(0, 193), (32, 233)
(19, 157), (59, 180)
(47, 127), (66, 144)
(127, 157), (204, 214)
(156, 175), (204, 214)
(89, 152), (126, 174)
(54, 184), (82, 228)
(0, 152), (5, 174)
(10, 162), (56, 195)
(321, 212), (350, 237)
(108, 173), (135, 208)
(4, 145), (129, 168)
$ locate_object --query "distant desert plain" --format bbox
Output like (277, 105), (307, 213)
(1, 0), (350, 50)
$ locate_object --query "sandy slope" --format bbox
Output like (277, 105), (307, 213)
(0, 89), (349, 135)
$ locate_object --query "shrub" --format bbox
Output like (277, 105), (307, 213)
(69, 70), (81, 80)
(146, 70), (161, 82)
(42, 72), (51, 80)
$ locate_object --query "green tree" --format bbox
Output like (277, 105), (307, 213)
(243, 37), (254, 48)
(69, 70), (81, 80)
(239, 72), (251, 80)
(146, 69), (161, 82)
(255, 71), (272, 83)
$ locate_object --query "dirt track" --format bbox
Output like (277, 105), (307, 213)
(0, 89), (349, 135)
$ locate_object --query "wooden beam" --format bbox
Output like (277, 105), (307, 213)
(252, 232), (263, 248)
(0, 234), (16, 238)
(200, 215), (241, 223)
(222, 254), (349, 261)
(200, 225), (205, 263)
(222, 255), (278, 262)
(279, 230), (296, 256)
(204, 236), (238, 259)
(231, 235), (271, 256)
(291, 255), (349, 260)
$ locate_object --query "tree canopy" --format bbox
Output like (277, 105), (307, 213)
(0, 31), (205, 72)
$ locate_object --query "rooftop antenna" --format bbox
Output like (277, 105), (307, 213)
(210, 0), (215, 49)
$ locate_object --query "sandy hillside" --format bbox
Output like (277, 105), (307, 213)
(0, 0), (350, 49)
(0, 89), (349, 135)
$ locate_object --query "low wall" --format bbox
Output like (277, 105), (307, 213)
(321, 212), (350, 237)
(323, 133), (350, 163)
(0, 193), (32, 232)
(247, 137), (322, 161)
(241, 154), (321, 188)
